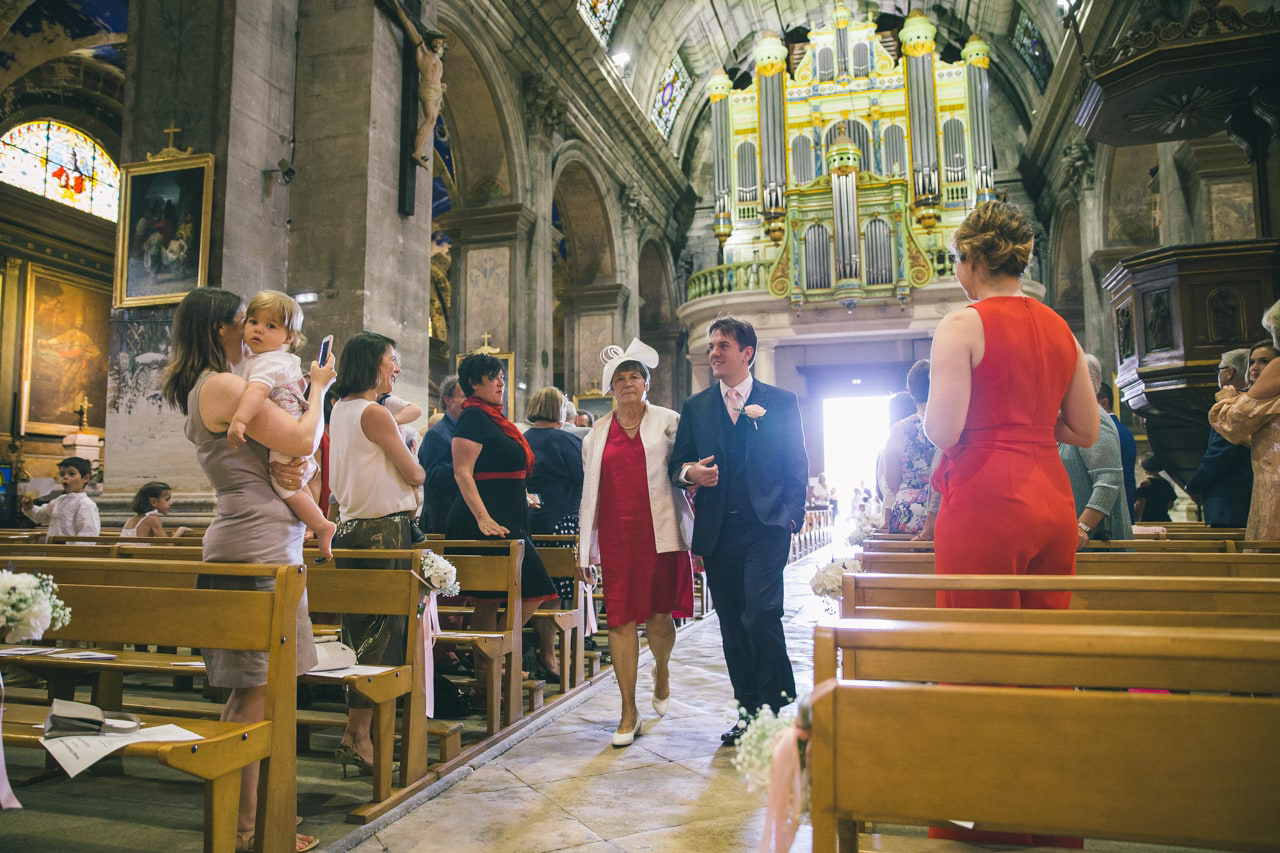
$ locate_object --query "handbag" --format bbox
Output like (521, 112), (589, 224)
(43, 699), (141, 738)
(310, 638), (358, 672)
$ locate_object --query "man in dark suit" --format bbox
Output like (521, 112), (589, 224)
(418, 376), (465, 533)
(669, 316), (809, 744)
(1186, 348), (1253, 527)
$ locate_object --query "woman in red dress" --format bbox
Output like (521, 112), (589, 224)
(578, 340), (694, 747)
(924, 201), (1099, 846)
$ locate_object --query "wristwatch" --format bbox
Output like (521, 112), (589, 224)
(1078, 520), (1091, 536)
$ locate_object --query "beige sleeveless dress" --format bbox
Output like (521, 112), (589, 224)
(186, 370), (317, 686)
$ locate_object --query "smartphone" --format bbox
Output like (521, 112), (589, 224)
(317, 334), (334, 366)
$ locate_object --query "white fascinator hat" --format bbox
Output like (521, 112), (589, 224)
(600, 338), (660, 394)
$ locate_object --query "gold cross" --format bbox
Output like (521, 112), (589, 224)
(163, 121), (182, 149)
(480, 331), (492, 348)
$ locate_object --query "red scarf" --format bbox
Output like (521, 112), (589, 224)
(463, 396), (535, 476)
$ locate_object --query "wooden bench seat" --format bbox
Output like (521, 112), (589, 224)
(858, 548), (1280, 578)
(0, 558), (304, 853)
(809, 618), (1280, 851)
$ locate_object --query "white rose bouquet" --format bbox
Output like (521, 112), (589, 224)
(810, 557), (859, 600)
(846, 507), (880, 546)
(1, 568), (71, 644)
(417, 550), (460, 596)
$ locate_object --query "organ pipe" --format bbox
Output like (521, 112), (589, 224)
(963, 35), (996, 201)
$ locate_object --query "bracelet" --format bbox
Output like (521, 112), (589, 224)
(1078, 520), (1091, 536)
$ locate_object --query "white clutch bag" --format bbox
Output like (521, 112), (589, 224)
(309, 639), (357, 672)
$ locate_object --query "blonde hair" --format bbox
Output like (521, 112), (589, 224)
(526, 386), (566, 424)
(951, 200), (1035, 278)
(1263, 298), (1280, 348)
(245, 290), (307, 351)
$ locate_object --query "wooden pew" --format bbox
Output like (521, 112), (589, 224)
(0, 557), (305, 853)
(842, 572), (1280, 613)
(809, 617), (1280, 851)
(47, 533), (205, 546)
(858, 549), (1280, 578)
(531, 534), (587, 689)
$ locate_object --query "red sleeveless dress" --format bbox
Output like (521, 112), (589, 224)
(932, 296), (1080, 609)
(929, 297), (1082, 848)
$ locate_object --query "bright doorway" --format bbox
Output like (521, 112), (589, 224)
(822, 394), (894, 513)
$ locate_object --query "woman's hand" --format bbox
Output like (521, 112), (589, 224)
(269, 457), (308, 493)
(1077, 525), (1090, 551)
(475, 514), (509, 537)
(577, 564), (599, 584)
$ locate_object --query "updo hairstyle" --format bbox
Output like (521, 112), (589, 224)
(951, 200), (1035, 278)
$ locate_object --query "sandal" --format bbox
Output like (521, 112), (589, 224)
(234, 829), (318, 853)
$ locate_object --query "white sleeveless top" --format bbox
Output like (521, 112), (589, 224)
(120, 509), (158, 538)
(329, 397), (418, 522)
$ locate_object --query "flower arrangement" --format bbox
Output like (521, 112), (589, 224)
(846, 506), (881, 546)
(731, 703), (797, 793)
(0, 567), (71, 644)
(417, 550), (460, 596)
(733, 696), (816, 852)
(809, 557), (859, 600)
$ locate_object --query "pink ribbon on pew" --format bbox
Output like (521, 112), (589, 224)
(0, 672), (22, 809)
(758, 680), (836, 853)
(583, 579), (599, 637)
(418, 591), (441, 718)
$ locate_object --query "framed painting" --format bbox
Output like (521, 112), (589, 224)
(21, 264), (111, 436)
(456, 350), (517, 422)
(573, 394), (614, 421)
(113, 153), (214, 307)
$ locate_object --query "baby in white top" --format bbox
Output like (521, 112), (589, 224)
(228, 290), (336, 558)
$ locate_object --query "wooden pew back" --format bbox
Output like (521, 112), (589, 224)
(858, 549), (1280, 578)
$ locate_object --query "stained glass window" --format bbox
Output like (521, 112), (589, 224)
(1012, 6), (1053, 91)
(650, 54), (691, 139)
(0, 121), (119, 221)
(578, 0), (623, 46)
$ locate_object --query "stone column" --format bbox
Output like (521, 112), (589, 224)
(753, 339), (777, 385)
(1157, 142), (1194, 246)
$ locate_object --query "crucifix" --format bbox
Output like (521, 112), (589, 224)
(378, 0), (447, 216)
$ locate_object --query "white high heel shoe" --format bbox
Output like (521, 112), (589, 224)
(611, 718), (642, 748)
(652, 695), (670, 717)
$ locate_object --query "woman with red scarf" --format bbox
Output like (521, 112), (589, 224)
(447, 352), (557, 640)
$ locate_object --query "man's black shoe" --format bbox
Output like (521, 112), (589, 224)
(720, 723), (747, 745)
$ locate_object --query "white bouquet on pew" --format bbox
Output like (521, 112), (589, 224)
(1, 567), (71, 643)
(845, 507), (880, 546)
(810, 557), (858, 601)
(417, 550), (460, 597)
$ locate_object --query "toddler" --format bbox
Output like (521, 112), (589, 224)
(122, 481), (192, 538)
(228, 290), (337, 558)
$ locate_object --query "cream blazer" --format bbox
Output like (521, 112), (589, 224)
(578, 403), (694, 568)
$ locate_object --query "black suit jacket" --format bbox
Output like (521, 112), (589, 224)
(669, 379), (809, 556)
(418, 414), (459, 533)
(1184, 427), (1252, 528)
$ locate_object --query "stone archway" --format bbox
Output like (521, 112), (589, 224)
(637, 240), (682, 408)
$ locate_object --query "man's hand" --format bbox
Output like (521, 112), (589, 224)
(686, 455), (719, 488)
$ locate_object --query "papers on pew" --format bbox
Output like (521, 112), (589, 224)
(306, 663), (397, 677)
(0, 646), (56, 656)
(39, 724), (201, 778)
(48, 650), (116, 660)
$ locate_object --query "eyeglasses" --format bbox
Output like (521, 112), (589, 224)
(1217, 365), (1230, 371)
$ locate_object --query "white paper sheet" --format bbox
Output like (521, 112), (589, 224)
(306, 664), (395, 677)
(48, 651), (116, 660)
(40, 724), (201, 778)
(0, 647), (56, 657)
(169, 661), (206, 668)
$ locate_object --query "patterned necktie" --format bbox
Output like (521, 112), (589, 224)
(726, 387), (742, 424)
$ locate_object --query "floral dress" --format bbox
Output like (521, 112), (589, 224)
(887, 414), (936, 534)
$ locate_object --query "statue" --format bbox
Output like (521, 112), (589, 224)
(387, 0), (446, 170)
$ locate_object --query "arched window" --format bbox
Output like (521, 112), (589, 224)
(0, 120), (119, 221)
(736, 142), (758, 204)
(791, 136), (814, 185)
(577, 0), (623, 46)
(851, 42), (871, 77)
(817, 47), (835, 81)
(883, 125), (907, 178)
(804, 224), (832, 289)
(650, 54), (691, 139)
(865, 218), (894, 285)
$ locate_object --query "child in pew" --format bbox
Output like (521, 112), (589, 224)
(121, 480), (192, 539)
(227, 290), (337, 559)
(21, 456), (100, 540)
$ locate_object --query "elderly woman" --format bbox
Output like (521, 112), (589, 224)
(882, 359), (936, 534)
(524, 386), (585, 536)
(578, 339), (694, 747)
(1210, 301), (1280, 540)
(328, 332), (425, 776)
(161, 288), (331, 853)
(1059, 354), (1133, 547)
(446, 353), (558, 661)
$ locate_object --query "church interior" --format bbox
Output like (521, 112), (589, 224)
(1, 0), (1278, 850)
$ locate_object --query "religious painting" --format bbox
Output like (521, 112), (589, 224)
(573, 394), (614, 422)
(113, 153), (214, 307)
(1105, 145), (1157, 245)
(21, 265), (111, 437)
(1208, 181), (1256, 241)
(456, 350), (516, 422)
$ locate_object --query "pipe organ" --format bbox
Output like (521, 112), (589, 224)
(706, 5), (994, 308)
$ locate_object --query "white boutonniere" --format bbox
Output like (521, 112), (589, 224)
(741, 404), (766, 429)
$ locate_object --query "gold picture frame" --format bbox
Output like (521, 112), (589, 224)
(113, 153), (214, 307)
(456, 350), (517, 422)
(20, 264), (111, 436)
(573, 393), (614, 421)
